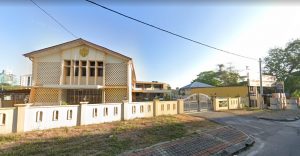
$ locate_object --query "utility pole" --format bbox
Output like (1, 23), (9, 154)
(259, 58), (263, 109)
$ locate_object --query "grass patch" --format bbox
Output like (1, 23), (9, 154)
(0, 135), (20, 144)
(0, 115), (220, 155)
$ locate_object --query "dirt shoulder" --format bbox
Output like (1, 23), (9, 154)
(0, 115), (220, 156)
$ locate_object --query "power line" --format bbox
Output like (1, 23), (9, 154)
(85, 0), (257, 61)
(30, 0), (78, 39)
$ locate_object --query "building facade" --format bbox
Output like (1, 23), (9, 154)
(24, 39), (136, 105)
(132, 81), (171, 101)
(20, 74), (32, 87)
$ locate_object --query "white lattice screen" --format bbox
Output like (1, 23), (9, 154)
(105, 88), (127, 103)
(105, 63), (127, 86)
(36, 62), (61, 85)
(29, 88), (60, 105)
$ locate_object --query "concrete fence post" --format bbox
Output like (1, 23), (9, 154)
(14, 103), (32, 133)
(177, 99), (184, 114)
(121, 100), (128, 120)
(153, 99), (160, 117)
(79, 102), (88, 126)
(213, 97), (217, 111)
(227, 98), (231, 110)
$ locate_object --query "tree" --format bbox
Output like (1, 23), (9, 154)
(192, 71), (222, 86)
(193, 65), (241, 87)
(264, 39), (300, 93)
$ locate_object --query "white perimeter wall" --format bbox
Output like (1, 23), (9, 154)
(124, 102), (153, 120)
(83, 103), (121, 125)
(24, 105), (79, 131)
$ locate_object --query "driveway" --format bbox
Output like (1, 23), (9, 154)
(189, 111), (300, 156)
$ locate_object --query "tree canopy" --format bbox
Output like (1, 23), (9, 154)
(264, 39), (300, 94)
(193, 64), (241, 87)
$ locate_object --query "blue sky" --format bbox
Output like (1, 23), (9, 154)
(1, 1), (300, 88)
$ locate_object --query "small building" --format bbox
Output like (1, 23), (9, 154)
(0, 89), (30, 107)
(20, 74), (32, 88)
(179, 82), (214, 96)
(132, 81), (171, 101)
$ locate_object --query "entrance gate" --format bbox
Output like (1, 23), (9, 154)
(184, 93), (212, 112)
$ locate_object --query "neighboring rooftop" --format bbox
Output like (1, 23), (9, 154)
(181, 82), (214, 89)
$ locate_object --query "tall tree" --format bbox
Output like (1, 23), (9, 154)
(264, 39), (300, 93)
(192, 71), (222, 86)
(193, 65), (241, 87)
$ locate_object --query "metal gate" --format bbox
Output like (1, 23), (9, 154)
(184, 93), (212, 112)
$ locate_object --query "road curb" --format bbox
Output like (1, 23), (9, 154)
(257, 115), (300, 122)
(213, 136), (255, 156)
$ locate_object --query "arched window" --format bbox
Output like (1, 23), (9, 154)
(148, 105), (151, 112)
(114, 107), (118, 116)
(104, 107), (108, 116)
(132, 106), (136, 114)
(53, 110), (59, 121)
(0, 113), (6, 125)
(36, 111), (43, 122)
(93, 108), (98, 117)
(140, 105), (144, 113)
(67, 110), (73, 120)
(161, 104), (164, 111)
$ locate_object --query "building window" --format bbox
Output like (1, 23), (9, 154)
(93, 108), (98, 118)
(104, 107), (108, 116)
(65, 60), (71, 76)
(97, 68), (103, 77)
(132, 106), (136, 114)
(36, 111), (43, 122)
(97, 61), (103, 77)
(66, 68), (71, 76)
(148, 105), (151, 112)
(74, 67), (79, 76)
(167, 104), (170, 111)
(250, 86), (254, 92)
(161, 104), (164, 111)
(90, 68), (95, 77)
(0, 113), (6, 125)
(114, 107), (118, 116)
(136, 84), (143, 88)
(53, 110), (59, 121)
(145, 84), (151, 88)
(81, 68), (86, 76)
(173, 104), (176, 110)
(67, 110), (73, 120)
(90, 61), (95, 66)
(81, 61), (87, 76)
(140, 105), (144, 113)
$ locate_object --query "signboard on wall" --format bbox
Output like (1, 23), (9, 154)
(248, 74), (276, 87)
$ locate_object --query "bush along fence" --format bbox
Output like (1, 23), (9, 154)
(0, 99), (184, 134)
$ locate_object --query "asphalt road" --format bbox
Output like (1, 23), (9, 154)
(189, 111), (300, 156)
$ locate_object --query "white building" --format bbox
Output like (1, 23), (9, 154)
(20, 74), (32, 87)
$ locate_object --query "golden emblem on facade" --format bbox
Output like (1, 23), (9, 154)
(79, 47), (89, 57)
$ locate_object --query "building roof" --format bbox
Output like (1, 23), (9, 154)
(23, 38), (132, 61)
(181, 82), (214, 89)
(136, 81), (167, 85)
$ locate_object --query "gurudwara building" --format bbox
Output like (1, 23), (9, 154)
(24, 38), (171, 105)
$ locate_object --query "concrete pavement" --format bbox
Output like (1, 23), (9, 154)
(123, 126), (253, 156)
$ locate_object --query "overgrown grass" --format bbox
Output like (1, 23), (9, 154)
(0, 135), (20, 144)
(0, 115), (220, 155)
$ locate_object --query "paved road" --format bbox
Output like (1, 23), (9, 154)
(189, 111), (300, 156)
